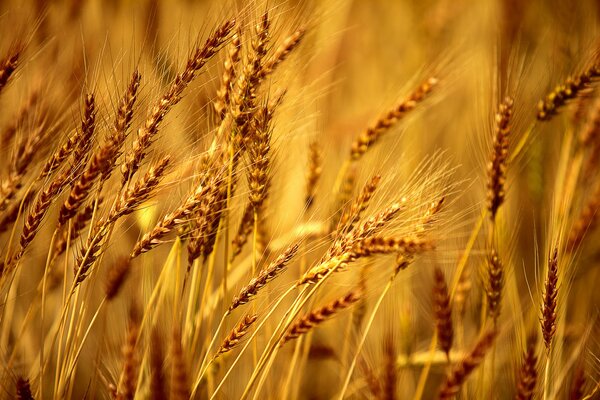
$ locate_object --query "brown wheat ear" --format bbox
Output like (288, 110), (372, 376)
(114, 305), (141, 400)
(350, 77), (437, 160)
(437, 329), (497, 399)
(569, 364), (587, 400)
(215, 314), (258, 358)
(228, 242), (299, 313)
(280, 288), (362, 345)
(16, 377), (34, 400)
(541, 247), (558, 352)
(433, 266), (453, 359)
(305, 140), (323, 210)
(487, 96), (513, 220)
(538, 64), (600, 121)
(150, 329), (167, 400)
(486, 247), (504, 322)
(170, 329), (190, 400)
(105, 257), (132, 300)
(0, 47), (20, 95)
(121, 18), (235, 182)
(515, 339), (538, 400)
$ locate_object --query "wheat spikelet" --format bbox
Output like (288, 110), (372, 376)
(382, 334), (398, 400)
(487, 96), (513, 220)
(485, 248), (504, 322)
(53, 200), (100, 262)
(301, 202), (404, 284)
(215, 314), (258, 357)
(228, 242), (299, 312)
(281, 289), (362, 345)
(259, 27), (306, 79)
(541, 247), (558, 352)
(169, 329), (190, 400)
(0, 48), (20, 94)
(437, 329), (497, 399)
(538, 64), (600, 121)
(567, 183), (600, 251)
(350, 77), (437, 160)
(115, 306), (140, 400)
(305, 140), (322, 210)
(75, 156), (171, 284)
(105, 256), (131, 300)
(15, 376), (34, 400)
(130, 166), (224, 258)
(121, 19), (235, 182)
(150, 329), (167, 400)
(337, 174), (381, 235)
(433, 266), (453, 358)
(569, 365), (587, 400)
(515, 340), (538, 400)
(230, 202), (255, 262)
(186, 173), (227, 268)
(70, 94), (97, 179)
(214, 31), (241, 119)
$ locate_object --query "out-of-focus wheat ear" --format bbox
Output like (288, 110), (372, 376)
(0, 189), (34, 233)
(259, 27), (306, 79)
(538, 64), (600, 121)
(228, 242), (299, 313)
(541, 247), (558, 352)
(566, 183), (600, 252)
(0, 47), (20, 95)
(1, 88), (40, 148)
(486, 248), (504, 322)
(382, 333), (398, 400)
(280, 288), (362, 345)
(515, 339), (538, 400)
(105, 256), (131, 300)
(15, 377), (34, 400)
(214, 31), (241, 119)
(305, 140), (322, 211)
(150, 329), (168, 400)
(580, 97), (600, 145)
(231, 202), (256, 262)
(437, 329), (497, 399)
(350, 77), (437, 160)
(121, 19), (235, 183)
(215, 314), (258, 358)
(330, 165), (356, 232)
(568, 364), (587, 400)
(115, 304), (141, 400)
(487, 96), (513, 220)
(359, 357), (382, 399)
(170, 328), (190, 400)
(433, 267), (453, 359)
(336, 174), (381, 235)
(1, 104), (50, 210)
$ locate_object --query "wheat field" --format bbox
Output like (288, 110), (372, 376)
(0, 0), (599, 399)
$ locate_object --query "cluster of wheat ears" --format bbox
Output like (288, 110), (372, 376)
(1, 0), (600, 399)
